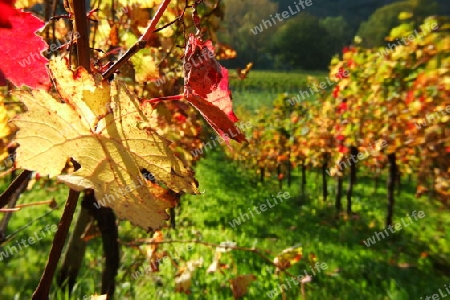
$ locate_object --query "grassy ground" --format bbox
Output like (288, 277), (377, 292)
(1, 148), (449, 299)
(229, 70), (307, 112)
(229, 70), (328, 112)
(229, 70), (327, 94)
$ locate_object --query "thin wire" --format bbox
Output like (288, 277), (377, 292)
(1, 204), (61, 244)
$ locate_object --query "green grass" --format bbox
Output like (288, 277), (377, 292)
(230, 70), (328, 113)
(1, 149), (449, 299)
(229, 70), (327, 94)
(231, 91), (280, 113)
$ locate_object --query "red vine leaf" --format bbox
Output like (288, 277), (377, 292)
(0, 0), (15, 28)
(183, 34), (246, 143)
(0, 10), (50, 88)
(332, 85), (340, 98)
(184, 34), (222, 98)
(0, 70), (6, 86)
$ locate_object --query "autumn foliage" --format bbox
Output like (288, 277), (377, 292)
(226, 16), (450, 203)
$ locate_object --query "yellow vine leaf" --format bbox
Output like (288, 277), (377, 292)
(130, 51), (159, 83)
(12, 58), (199, 231)
(89, 295), (107, 300)
(0, 94), (11, 162)
(273, 244), (303, 271)
(14, 0), (42, 8)
(117, 0), (162, 8)
(174, 258), (203, 294)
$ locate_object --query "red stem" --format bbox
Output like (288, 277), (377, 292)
(102, 0), (172, 79)
(143, 94), (183, 104)
(32, 189), (80, 300)
(140, 0), (172, 43)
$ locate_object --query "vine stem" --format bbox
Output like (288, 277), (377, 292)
(0, 170), (31, 209)
(0, 208), (20, 212)
(70, 0), (90, 70)
(0, 167), (16, 178)
(32, 189), (80, 300)
(9, 199), (56, 210)
(143, 94), (183, 104)
(102, 0), (172, 80)
(31, 1), (88, 298)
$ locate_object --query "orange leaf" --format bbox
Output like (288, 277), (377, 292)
(229, 274), (257, 299)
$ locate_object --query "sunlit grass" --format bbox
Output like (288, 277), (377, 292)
(1, 148), (449, 299)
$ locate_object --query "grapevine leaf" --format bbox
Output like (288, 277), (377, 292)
(206, 250), (229, 274)
(0, 9), (50, 88)
(0, 0), (15, 28)
(12, 58), (198, 231)
(273, 244), (303, 271)
(0, 94), (11, 161)
(215, 43), (237, 60)
(184, 34), (246, 143)
(186, 93), (246, 143)
(130, 50), (159, 83)
(144, 230), (165, 272)
(229, 274), (257, 299)
(0, 70), (6, 86)
(14, 0), (42, 8)
(174, 258), (203, 294)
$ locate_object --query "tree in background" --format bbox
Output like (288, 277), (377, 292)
(274, 0), (449, 35)
(219, 0), (448, 70)
(270, 14), (334, 70)
(219, 0), (278, 69)
(320, 16), (353, 57)
(357, 0), (438, 48)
